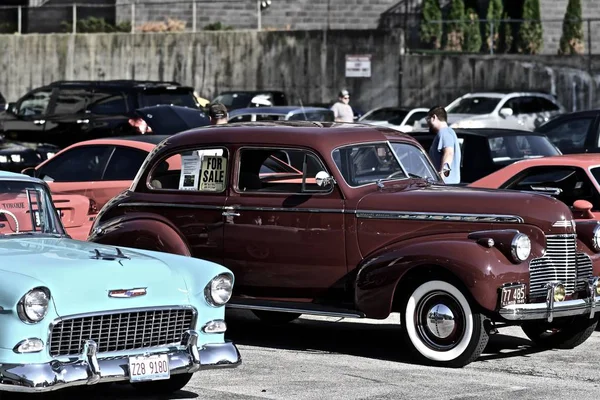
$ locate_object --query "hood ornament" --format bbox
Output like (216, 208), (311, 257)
(108, 288), (147, 298)
(90, 248), (130, 261)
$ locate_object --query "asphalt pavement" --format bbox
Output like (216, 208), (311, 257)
(7, 310), (600, 400)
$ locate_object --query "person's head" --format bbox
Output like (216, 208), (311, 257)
(338, 89), (350, 104)
(426, 105), (448, 131)
(208, 103), (228, 125)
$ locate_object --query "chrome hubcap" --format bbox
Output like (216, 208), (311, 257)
(426, 304), (455, 339)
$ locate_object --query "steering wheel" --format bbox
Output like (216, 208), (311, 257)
(0, 210), (19, 233)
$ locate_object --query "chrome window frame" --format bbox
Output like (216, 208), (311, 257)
(389, 140), (442, 183)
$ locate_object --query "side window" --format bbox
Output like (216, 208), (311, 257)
(237, 148), (329, 193)
(503, 98), (521, 115)
(148, 148), (228, 192)
(38, 146), (114, 182)
(536, 97), (560, 112)
(541, 117), (592, 150)
(405, 111), (428, 126)
(102, 147), (149, 181)
(51, 88), (90, 115)
(518, 96), (543, 114)
(87, 90), (128, 115)
(17, 89), (53, 116)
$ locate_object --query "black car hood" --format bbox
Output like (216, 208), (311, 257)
(134, 105), (210, 136)
(0, 139), (60, 172)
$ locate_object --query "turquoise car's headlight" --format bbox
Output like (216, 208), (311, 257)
(204, 274), (233, 307)
(18, 287), (50, 323)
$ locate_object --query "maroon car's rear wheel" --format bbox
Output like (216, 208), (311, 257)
(252, 310), (301, 324)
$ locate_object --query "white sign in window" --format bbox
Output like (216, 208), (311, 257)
(345, 55), (371, 78)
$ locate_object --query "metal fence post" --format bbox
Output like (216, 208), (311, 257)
(17, 5), (22, 34)
(131, 3), (135, 34)
(72, 3), (77, 34)
(257, 0), (261, 31)
(192, 0), (197, 32)
(587, 18), (592, 110)
(490, 21), (494, 55)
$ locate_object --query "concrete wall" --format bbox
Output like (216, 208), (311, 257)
(0, 31), (598, 113)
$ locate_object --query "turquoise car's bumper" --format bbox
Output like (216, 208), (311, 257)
(0, 331), (241, 393)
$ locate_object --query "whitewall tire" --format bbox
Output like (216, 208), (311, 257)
(401, 280), (489, 368)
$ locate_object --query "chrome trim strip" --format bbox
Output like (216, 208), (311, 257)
(355, 210), (524, 223)
(500, 295), (600, 321)
(236, 206), (347, 214)
(227, 303), (364, 318)
(119, 202), (223, 210)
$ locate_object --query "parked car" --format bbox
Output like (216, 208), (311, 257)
(127, 104), (210, 135)
(415, 92), (565, 131)
(0, 170), (240, 393)
(534, 109), (600, 154)
(228, 106), (334, 123)
(0, 91), (6, 111)
(212, 90), (288, 110)
(1, 80), (199, 148)
(359, 107), (428, 132)
(409, 128), (561, 183)
(0, 139), (59, 173)
(469, 154), (600, 220)
(88, 121), (600, 368)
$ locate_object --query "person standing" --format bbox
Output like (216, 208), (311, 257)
(208, 103), (229, 125)
(331, 89), (354, 123)
(426, 105), (462, 184)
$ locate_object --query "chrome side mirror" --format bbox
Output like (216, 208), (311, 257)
(315, 171), (334, 187)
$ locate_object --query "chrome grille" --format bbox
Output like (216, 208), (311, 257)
(529, 234), (592, 299)
(49, 307), (195, 357)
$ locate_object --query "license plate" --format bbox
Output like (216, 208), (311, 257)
(500, 284), (526, 307)
(128, 354), (170, 382)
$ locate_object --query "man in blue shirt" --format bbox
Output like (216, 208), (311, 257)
(426, 106), (462, 184)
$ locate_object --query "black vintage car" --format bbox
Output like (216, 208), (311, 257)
(1, 80), (199, 148)
(409, 128), (561, 183)
(534, 109), (600, 154)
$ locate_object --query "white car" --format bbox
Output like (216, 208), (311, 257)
(415, 92), (565, 131)
(359, 107), (429, 132)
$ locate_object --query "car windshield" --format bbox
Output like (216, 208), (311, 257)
(446, 97), (501, 114)
(362, 109), (408, 122)
(140, 91), (198, 108)
(590, 168), (600, 187)
(213, 93), (255, 109)
(488, 135), (560, 163)
(390, 142), (441, 182)
(0, 180), (64, 237)
(332, 143), (407, 187)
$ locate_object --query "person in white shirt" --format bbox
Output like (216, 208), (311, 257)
(331, 89), (354, 123)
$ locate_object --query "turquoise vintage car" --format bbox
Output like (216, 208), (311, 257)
(0, 171), (241, 393)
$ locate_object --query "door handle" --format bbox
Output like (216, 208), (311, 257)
(77, 119), (90, 124)
(33, 119), (46, 125)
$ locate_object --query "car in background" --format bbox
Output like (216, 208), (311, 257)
(228, 106), (334, 123)
(1, 80), (199, 148)
(415, 92), (565, 131)
(21, 135), (171, 240)
(359, 107), (428, 132)
(212, 90), (288, 110)
(469, 154), (600, 221)
(0, 91), (6, 111)
(409, 128), (561, 183)
(534, 109), (600, 154)
(88, 121), (600, 368)
(0, 170), (240, 394)
(0, 139), (59, 173)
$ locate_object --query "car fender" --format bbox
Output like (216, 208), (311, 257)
(354, 235), (539, 319)
(88, 212), (191, 256)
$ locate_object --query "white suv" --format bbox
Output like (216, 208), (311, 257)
(416, 92), (565, 131)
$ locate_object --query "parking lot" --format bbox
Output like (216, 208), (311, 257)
(7, 310), (599, 400)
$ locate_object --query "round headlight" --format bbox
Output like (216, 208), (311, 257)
(592, 225), (600, 251)
(511, 233), (531, 262)
(554, 284), (566, 302)
(18, 288), (50, 323)
(204, 274), (233, 307)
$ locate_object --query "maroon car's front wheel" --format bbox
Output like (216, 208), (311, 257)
(400, 280), (489, 368)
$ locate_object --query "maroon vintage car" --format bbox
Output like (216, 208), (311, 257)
(88, 122), (600, 368)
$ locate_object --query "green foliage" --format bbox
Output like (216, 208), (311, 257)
(463, 8), (482, 52)
(0, 22), (16, 34)
(203, 21), (233, 31)
(558, 0), (584, 55)
(500, 13), (514, 53)
(517, 0), (544, 54)
(61, 17), (131, 33)
(444, 0), (466, 51)
(420, 0), (443, 49)
(484, 0), (503, 52)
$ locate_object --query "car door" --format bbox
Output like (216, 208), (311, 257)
(42, 86), (94, 148)
(535, 115), (595, 154)
(223, 146), (346, 300)
(502, 96), (543, 131)
(85, 88), (132, 137)
(1, 87), (55, 143)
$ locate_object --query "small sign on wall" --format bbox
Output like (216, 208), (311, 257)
(345, 54), (371, 78)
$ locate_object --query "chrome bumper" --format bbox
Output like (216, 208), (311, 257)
(0, 330), (241, 393)
(500, 278), (600, 322)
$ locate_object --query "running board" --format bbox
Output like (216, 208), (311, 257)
(227, 299), (365, 318)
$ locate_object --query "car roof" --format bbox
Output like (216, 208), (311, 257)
(510, 154), (600, 168)
(47, 80), (193, 91)
(0, 170), (40, 183)
(229, 106), (332, 116)
(410, 128), (551, 138)
(162, 121), (420, 152)
(51, 135), (171, 151)
(218, 90), (285, 95)
(460, 91), (554, 98)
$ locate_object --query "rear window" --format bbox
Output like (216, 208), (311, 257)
(488, 135), (560, 163)
(140, 90), (198, 108)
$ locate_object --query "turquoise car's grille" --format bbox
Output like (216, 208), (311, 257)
(49, 307), (196, 357)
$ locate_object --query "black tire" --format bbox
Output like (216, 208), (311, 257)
(400, 280), (489, 368)
(252, 310), (301, 324)
(521, 316), (599, 349)
(131, 373), (193, 395)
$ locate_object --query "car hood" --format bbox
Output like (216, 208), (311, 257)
(357, 183), (573, 233)
(0, 237), (190, 316)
